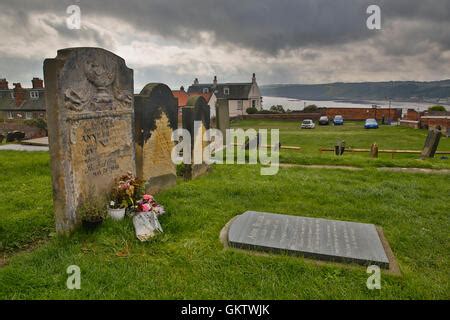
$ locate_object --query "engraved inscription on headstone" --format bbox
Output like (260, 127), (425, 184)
(134, 83), (178, 194)
(228, 211), (390, 268)
(44, 47), (135, 234)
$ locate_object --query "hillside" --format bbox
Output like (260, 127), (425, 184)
(261, 80), (450, 102)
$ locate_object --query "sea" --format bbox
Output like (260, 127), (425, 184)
(262, 96), (450, 113)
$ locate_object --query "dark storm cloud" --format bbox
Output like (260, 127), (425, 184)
(3, 0), (449, 54)
(0, 0), (449, 86)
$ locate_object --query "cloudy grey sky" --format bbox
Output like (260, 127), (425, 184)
(0, 0), (449, 91)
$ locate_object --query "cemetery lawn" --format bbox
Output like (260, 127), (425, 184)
(232, 119), (450, 169)
(0, 149), (449, 299)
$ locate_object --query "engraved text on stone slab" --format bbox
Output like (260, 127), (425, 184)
(228, 211), (389, 268)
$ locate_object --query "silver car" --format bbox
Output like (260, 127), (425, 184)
(301, 119), (316, 129)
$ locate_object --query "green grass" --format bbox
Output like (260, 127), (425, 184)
(0, 151), (53, 253)
(0, 121), (449, 299)
(231, 120), (450, 169)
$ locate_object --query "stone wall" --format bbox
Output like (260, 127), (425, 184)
(325, 108), (402, 121)
(243, 113), (321, 121)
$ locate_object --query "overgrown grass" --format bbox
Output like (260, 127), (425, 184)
(0, 121), (449, 299)
(0, 151), (53, 253)
(0, 158), (449, 299)
(231, 120), (450, 169)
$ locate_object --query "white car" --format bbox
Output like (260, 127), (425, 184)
(301, 119), (315, 129)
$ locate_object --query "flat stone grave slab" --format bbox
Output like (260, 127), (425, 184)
(227, 211), (390, 268)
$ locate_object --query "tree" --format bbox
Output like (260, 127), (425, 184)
(25, 118), (48, 135)
(269, 105), (285, 113)
(303, 104), (319, 113)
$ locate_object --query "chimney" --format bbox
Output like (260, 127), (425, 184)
(252, 73), (256, 83)
(13, 83), (26, 107)
(213, 75), (218, 86)
(0, 78), (8, 90)
(180, 85), (185, 92)
(32, 77), (44, 89)
(194, 78), (199, 85)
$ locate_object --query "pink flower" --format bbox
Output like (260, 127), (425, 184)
(143, 194), (153, 202)
(141, 203), (151, 212)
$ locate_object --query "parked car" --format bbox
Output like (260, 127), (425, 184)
(364, 118), (379, 129)
(319, 116), (329, 125)
(301, 119), (315, 129)
(333, 115), (344, 125)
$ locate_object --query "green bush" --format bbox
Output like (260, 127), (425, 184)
(24, 118), (48, 135)
(428, 105), (446, 112)
(246, 107), (258, 114)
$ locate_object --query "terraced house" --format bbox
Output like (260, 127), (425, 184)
(0, 77), (47, 139)
(0, 77), (46, 121)
(187, 74), (262, 118)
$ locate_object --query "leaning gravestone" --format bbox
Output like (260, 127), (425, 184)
(134, 83), (178, 194)
(182, 96), (210, 180)
(421, 129), (442, 159)
(227, 211), (390, 268)
(44, 47), (135, 234)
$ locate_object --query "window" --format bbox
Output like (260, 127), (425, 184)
(202, 88), (209, 94)
(7, 111), (13, 119)
(224, 87), (230, 95)
(26, 112), (33, 119)
(237, 100), (243, 110)
(252, 100), (256, 108)
(30, 91), (39, 99)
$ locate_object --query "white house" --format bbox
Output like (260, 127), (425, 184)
(187, 74), (262, 118)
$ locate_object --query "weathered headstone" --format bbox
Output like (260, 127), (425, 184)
(134, 83), (178, 194)
(421, 129), (442, 159)
(215, 99), (230, 137)
(335, 140), (346, 156)
(227, 211), (390, 268)
(44, 47), (135, 234)
(182, 96), (210, 180)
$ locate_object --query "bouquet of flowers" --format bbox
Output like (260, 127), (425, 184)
(109, 172), (145, 210)
(135, 194), (165, 217)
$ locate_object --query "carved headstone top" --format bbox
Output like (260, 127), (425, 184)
(44, 47), (135, 234)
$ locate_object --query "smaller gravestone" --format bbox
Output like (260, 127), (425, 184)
(421, 129), (442, 159)
(227, 211), (390, 268)
(215, 100), (230, 137)
(134, 83), (178, 194)
(335, 140), (346, 156)
(182, 96), (210, 180)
